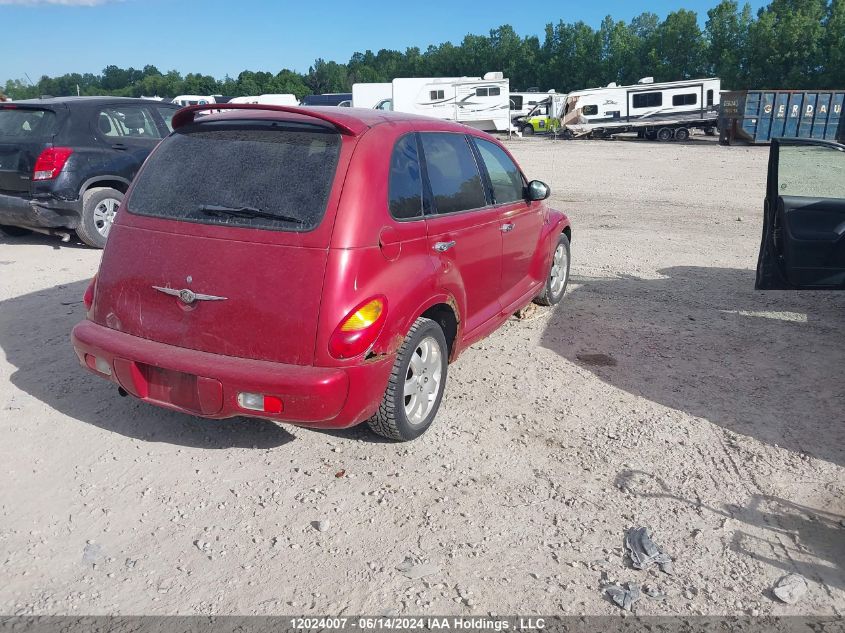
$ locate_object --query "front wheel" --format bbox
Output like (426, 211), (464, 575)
(367, 317), (448, 441)
(522, 125), (535, 136)
(534, 233), (571, 307)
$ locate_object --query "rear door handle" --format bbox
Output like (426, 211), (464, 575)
(501, 222), (515, 233)
(112, 143), (128, 151)
(433, 240), (456, 252)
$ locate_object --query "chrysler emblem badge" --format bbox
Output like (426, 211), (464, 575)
(152, 285), (227, 305)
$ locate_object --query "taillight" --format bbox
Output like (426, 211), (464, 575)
(328, 296), (387, 359)
(33, 147), (73, 181)
(83, 275), (97, 312)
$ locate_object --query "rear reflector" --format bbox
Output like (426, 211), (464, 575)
(238, 392), (283, 414)
(85, 354), (112, 376)
(33, 147), (73, 181)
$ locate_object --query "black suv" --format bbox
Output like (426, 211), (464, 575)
(0, 97), (179, 248)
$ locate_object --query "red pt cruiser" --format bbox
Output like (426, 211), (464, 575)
(71, 105), (572, 441)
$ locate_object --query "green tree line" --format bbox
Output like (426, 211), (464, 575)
(3, 0), (843, 101)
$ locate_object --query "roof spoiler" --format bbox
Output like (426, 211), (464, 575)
(171, 103), (365, 136)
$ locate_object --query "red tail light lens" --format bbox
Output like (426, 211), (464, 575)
(33, 147), (73, 181)
(328, 296), (387, 359)
(83, 274), (97, 312)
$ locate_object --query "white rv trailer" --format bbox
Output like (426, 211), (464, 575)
(557, 77), (721, 140)
(389, 72), (511, 132)
(351, 83), (392, 109)
(228, 94), (299, 106)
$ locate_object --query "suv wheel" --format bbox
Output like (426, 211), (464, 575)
(368, 317), (448, 441)
(534, 233), (571, 306)
(0, 225), (32, 237)
(77, 187), (123, 248)
(522, 125), (535, 136)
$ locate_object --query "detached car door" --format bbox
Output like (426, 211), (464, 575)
(756, 138), (845, 289)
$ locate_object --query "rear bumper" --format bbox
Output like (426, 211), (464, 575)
(71, 320), (393, 429)
(0, 192), (81, 229)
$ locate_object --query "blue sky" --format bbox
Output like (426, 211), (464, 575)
(0, 0), (769, 82)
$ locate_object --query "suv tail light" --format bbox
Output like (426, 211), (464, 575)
(83, 275), (97, 312)
(328, 296), (387, 359)
(33, 147), (73, 181)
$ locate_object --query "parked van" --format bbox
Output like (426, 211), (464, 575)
(71, 104), (572, 441)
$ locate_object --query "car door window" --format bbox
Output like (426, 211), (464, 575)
(98, 106), (161, 139)
(419, 132), (487, 214)
(778, 144), (845, 199)
(474, 138), (525, 204)
(155, 106), (177, 133)
(388, 134), (424, 220)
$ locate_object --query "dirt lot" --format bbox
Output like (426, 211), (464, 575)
(1, 135), (843, 618)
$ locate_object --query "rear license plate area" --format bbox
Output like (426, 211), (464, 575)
(138, 363), (203, 412)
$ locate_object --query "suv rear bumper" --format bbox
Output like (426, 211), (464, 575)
(0, 192), (81, 229)
(71, 320), (392, 429)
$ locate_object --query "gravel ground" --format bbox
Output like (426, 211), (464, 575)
(0, 134), (843, 617)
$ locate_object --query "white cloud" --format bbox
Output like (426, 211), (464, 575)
(0, 0), (118, 5)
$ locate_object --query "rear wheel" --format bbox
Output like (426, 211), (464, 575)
(76, 187), (123, 249)
(534, 233), (571, 307)
(368, 317), (448, 442)
(656, 127), (674, 142)
(522, 125), (535, 136)
(0, 225), (32, 237)
(674, 127), (690, 141)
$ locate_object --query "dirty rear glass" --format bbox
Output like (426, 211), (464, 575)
(127, 120), (341, 231)
(0, 109), (57, 140)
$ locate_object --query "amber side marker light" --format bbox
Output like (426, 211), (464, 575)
(329, 296), (387, 359)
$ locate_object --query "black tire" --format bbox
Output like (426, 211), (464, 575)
(367, 317), (449, 442)
(674, 127), (690, 141)
(0, 225), (32, 237)
(534, 233), (571, 307)
(76, 187), (123, 249)
(522, 125), (535, 136)
(656, 127), (674, 142)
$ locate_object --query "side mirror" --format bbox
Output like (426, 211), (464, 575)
(526, 180), (551, 201)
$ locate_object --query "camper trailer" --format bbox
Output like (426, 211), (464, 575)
(352, 83), (392, 109)
(228, 94), (299, 106)
(554, 77), (721, 140)
(392, 72), (511, 132)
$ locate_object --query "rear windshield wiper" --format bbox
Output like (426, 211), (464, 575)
(198, 204), (304, 224)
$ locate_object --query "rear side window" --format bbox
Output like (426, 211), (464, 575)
(128, 121), (341, 232)
(419, 133), (487, 214)
(474, 138), (524, 204)
(98, 106), (161, 139)
(0, 108), (57, 140)
(388, 134), (423, 220)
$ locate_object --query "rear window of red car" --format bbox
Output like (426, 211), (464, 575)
(127, 120), (341, 232)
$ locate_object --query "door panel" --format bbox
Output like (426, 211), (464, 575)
(756, 139), (845, 289)
(777, 195), (845, 287)
(418, 132), (502, 333)
(498, 202), (544, 307)
(425, 209), (503, 333)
